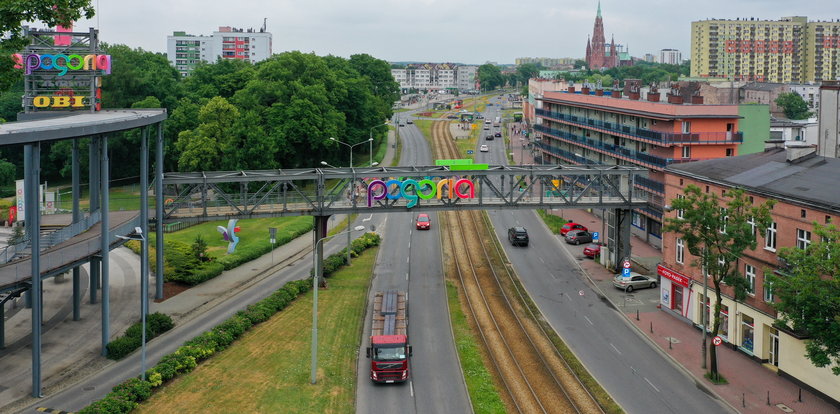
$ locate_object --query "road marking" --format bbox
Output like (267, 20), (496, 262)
(408, 240), (410, 249)
(610, 343), (622, 355)
(410, 380), (415, 397)
(644, 377), (660, 392)
(538, 256), (545, 264)
(407, 257), (410, 263)
(549, 272), (557, 279)
(362, 214), (373, 222)
(406, 272), (409, 280)
(583, 315), (594, 325)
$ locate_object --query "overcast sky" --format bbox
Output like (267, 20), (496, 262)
(64, 0), (839, 65)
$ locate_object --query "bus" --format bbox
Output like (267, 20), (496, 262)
(493, 116), (501, 127)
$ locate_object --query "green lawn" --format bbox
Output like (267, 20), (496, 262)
(136, 247), (377, 414)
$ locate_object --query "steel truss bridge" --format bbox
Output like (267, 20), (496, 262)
(161, 164), (649, 220)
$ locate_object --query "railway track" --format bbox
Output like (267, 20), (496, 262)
(430, 120), (604, 414)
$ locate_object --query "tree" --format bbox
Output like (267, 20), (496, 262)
(176, 96), (241, 171)
(775, 92), (813, 120)
(664, 185), (774, 380)
(768, 223), (840, 375)
(0, 0), (95, 92)
(191, 235), (208, 262)
(515, 63), (543, 86)
(477, 64), (503, 91)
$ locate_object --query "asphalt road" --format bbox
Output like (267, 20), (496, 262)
(355, 110), (471, 414)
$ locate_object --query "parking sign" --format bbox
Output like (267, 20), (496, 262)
(592, 231), (599, 241)
(622, 268), (631, 277)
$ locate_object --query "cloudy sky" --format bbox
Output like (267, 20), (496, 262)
(65, 0), (838, 64)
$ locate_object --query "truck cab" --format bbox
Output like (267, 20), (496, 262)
(367, 334), (412, 383)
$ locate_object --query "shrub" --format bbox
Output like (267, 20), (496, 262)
(111, 377), (153, 403)
(106, 313), (174, 360)
(77, 394), (137, 414)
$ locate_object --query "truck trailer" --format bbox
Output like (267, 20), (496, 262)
(366, 290), (412, 383)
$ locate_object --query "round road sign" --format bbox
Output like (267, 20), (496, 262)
(713, 336), (723, 346)
(623, 260), (631, 269)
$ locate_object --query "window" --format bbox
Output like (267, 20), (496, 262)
(801, 209), (806, 218)
(720, 208), (728, 233)
(682, 121), (691, 133)
(676, 238), (685, 264)
(796, 228), (811, 250)
(763, 281), (774, 302)
(745, 264), (756, 295)
(747, 216), (756, 238)
(765, 222), (777, 251)
(682, 146), (691, 158)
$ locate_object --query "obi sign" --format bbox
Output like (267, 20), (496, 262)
(367, 177), (475, 208)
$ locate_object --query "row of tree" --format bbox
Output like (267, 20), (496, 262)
(0, 45), (399, 181)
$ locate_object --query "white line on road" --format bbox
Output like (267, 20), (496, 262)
(538, 257), (545, 264)
(644, 377), (660, 392)
(406, 272), (409, 281)
(410, 380), (415, 397)
(550, 272), (557, 279)
(407, 257), (410, 263)
(408, 240), (410, 249)
(610, 343), (622, 355)
(583, 315), (594, 325)
(362, 214), (373, 222)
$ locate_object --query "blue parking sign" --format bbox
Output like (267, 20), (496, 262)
(592, 231), (599, 241)
(622, 268), (631, 277)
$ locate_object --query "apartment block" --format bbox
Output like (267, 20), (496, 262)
(167, 26), (272, 77)
(390, 63), (477, 92)
(691, 16), (840, 83)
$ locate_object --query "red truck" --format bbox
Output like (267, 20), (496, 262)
(366, 290), (412, 383)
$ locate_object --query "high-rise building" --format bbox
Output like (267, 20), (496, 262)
(515, 57), (576, 67)
(167, 26), (272, 77)
(659, 49), (682, 65)
(691, 16), (840, 83)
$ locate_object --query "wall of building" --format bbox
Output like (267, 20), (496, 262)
(818, 81), (840, 158)
(738, 104), (771, 155)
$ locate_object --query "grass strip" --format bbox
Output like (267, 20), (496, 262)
(446, 280), (506, 413)
(134, 246), (378, 414)
(536, 209), (568, 235)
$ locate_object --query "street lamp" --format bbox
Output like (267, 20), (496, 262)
(311, 225), (366, 385)
(116, 226), (148, 380)
(328, 137), (371, 266)
(320, 161), (336, 168)
(369, 123), (388, 167)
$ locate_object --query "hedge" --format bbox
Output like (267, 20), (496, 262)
(79, 233), (380, 413)
(106, 313), (174, 360)
(310, 231), (382, 277)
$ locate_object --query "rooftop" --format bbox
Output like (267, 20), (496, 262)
(540, 90), (741, 120)
(666, 148), (840, 211)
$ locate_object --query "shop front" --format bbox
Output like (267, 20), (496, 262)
(657, 264), (692, 319)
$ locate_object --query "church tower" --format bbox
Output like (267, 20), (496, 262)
(586, 1), (607, 70)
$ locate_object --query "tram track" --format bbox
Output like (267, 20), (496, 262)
(431, 120), (604, 414)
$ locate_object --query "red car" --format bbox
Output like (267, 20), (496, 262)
(416, 213), (431, 230)
(560, 222), (587, 236)
(583, 243), (601, 258)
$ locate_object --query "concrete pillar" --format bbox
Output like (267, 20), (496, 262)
(25, 143), (43, 397)
(100, 136), (110, 356)
(155, 122), (165, 300)
(72, 138), (81, 321)
(140, 127), (149, 315)
(89, 137), (100, 304)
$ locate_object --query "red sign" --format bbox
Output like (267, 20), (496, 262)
(713, 336), (723, 346)
(657, 264), (690, 288)
(623, 260), (631, 269)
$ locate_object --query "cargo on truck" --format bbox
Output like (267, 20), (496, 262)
(366, 290), (412, 383)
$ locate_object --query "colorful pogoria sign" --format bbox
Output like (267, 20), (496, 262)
(12, 53), (111, 76)
(367, 177), (475, 208)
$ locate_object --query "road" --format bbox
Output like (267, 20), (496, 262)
(355, 109), (471, 414)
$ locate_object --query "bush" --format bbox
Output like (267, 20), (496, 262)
(106, 313), (174, 360)
(77, 394), (137, 414)
(111, 377), (153, 403)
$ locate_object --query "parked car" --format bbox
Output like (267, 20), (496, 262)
(415, 213), (431, 230)
(483, 125), (490, 130)
(485, 120), (491, 124)
(507, 226), (529, 246)
(560, 222), (588, 236)
(479, 144), (489, 152)
(612, 272), (657, 292)
(564, 230), (593, 245)
(582, 243), (601, 258)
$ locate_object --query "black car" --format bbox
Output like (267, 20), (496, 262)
(494, 132), (501, 137)
(508, 226), (529, 246)
(486, 134), (494, 140)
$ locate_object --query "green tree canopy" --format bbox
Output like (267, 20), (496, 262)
(768, 223), (840, 375)
(775, 92), (813, 120)
(477, 64), (504, 91)
(100, 44), (183, 110)
(664, 185), (775, 380)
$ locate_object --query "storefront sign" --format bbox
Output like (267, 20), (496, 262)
(367, 177), (475, 208)
(657, 264), (689, 288)
(32, 95), (88, 108)
(12, 53), (111, 76)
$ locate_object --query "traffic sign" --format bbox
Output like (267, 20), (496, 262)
(592, 231), (599, 241)
(622, 268), (631, 277)
(466, 150), (474, 154)
(713, 336), (723, 346)
(623, 260), (631, 269)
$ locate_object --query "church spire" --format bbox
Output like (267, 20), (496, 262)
(597, 1), (602, 18)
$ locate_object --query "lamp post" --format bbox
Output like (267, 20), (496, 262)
(369, 123), (388, 167)
(311, 225), (366, 384)
(329, 137), (372, 266)
(116, 226), (148, 380)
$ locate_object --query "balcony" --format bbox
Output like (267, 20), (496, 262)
(536, 108), (743, 145)
(635, 176), (665, 194)
(535, 124), (670, 169)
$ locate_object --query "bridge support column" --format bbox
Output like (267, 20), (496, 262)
(25, 143), (43, 397)
(155, 122), (164, 300)
(140, 127), (149, 316)
(100, 136), (110, 356)
(0, 302), (4, 348)
(613, 208), (633, 272)
(72, 138), (81, 321)
(89, 137), (100, 304)
(314, 215), (329, 288)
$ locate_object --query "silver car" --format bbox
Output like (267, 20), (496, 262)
(612, 272), (657, 292)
